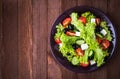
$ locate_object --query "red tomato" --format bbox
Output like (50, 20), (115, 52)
(96, 18), (100, 25)
(75, 48), (84, 56)
(55, 38), (61, 44)
(66, 31), (76, 36)
(79, 16), (86, 25)
(102, 39), (110, 49)
(80, 61), (89, 67)
(62, 18), (71, 27)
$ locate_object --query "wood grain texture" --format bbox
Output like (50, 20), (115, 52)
(18, 0), (32, 79)
(61, 0), (77, 12)
(92, 0), (107, 13)
(47, 0), (62, 79)
(107, 0), (120, 79)
(0, 0), (2, 78)
(32, 0), (48, 79)
(77, 0), (92, 6)
(1, 0), (18, 79)
(0, 0), (120, 79)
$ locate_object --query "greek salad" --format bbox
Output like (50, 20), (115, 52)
(54, 11), (112, 67)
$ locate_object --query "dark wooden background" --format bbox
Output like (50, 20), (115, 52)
(0, 0), (120, 79)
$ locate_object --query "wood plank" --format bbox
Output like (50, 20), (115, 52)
(18, 0), (33, 79)
(61, 0), (77, 12)
(92, 0), (107, 13)
(1, 0), (18, 79)
(32, 0), (48, 79)
(0, 0), (2, 78)
(60, 0), (78, 79)
(77, 0), (92, 6)
(48, 54), (62, 79)
(107, 0), (120, 79)
(47, 0), (62, 79)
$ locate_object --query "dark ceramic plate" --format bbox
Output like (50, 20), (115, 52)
(50, 6), (116, 73)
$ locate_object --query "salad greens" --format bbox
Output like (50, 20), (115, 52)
(54, 11), (112, 67)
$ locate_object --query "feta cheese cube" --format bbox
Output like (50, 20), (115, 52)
(75, 32), (80, 36)
(100, 29), (107, 36)
(90, 60), (96, 65)
(81, 43), (88, 50)
(91, 18), (96, 23)
(59, 43), (62, 47)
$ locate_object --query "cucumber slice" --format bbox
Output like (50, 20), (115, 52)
(71, 57), (79, 65)
(88, 50), (94, 60)
(96, 33), (103, 38)
(76, 40), (85, 45)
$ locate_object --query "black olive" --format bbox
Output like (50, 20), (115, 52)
(66, 52), (71, 55)
(63, 28), (69, 34)
(95, 26), (103, 32)
(68, 24), (74, 30)
(72, 44), (80, 49)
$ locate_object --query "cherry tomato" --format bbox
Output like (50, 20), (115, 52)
(96, 18), (100, 25)
(102, 39), (110, 49)
(75, 48), (84, 56)
(79, 16), (86, 25)
(55, 38), (61, 44)
(66, 31), (76, 36)
(80, 61), (89, 67)
(62, 17), (71, 27)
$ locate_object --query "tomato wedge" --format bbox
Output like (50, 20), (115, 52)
(96, 18), (100, 25)
(62, 17), (71, 27)
(79, 16), (86, 25)
(75, 48), (84, 56)
(80, 61), (89, 67)
(55, 38), (61, 44)
(102, 39), (110, 49)
(66, 31), (76, 36)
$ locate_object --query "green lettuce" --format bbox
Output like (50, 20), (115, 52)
(100, 21), (112, 41)
(54, 23), (64, 39)
(54, 12), (111, 67)
(81, 11), (95, 22)
(79, 50), (89, 64)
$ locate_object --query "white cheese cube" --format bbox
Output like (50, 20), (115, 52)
(91, 18), (96, 23)
(100, 29), (107, 36)
(81, 43), (88, 50)
(75, 32), (80, 36)
(59, 43), (62, 47)
(90, 60), (96, 65)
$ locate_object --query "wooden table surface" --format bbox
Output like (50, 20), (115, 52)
(0, 0), (120, 79)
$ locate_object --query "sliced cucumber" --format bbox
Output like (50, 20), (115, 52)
(88, 50), (94, 60)
(71, 57), (79, 65)
(96, 33), (103, 38)
(76, 40), (85, 45)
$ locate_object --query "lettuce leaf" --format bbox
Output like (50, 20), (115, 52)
(81, 11), (95, 22)
(54, 23), (64, 39)
(94, 47), (109, 67)
(79, 50), (89, 64)
(100, 21), (112, 41)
